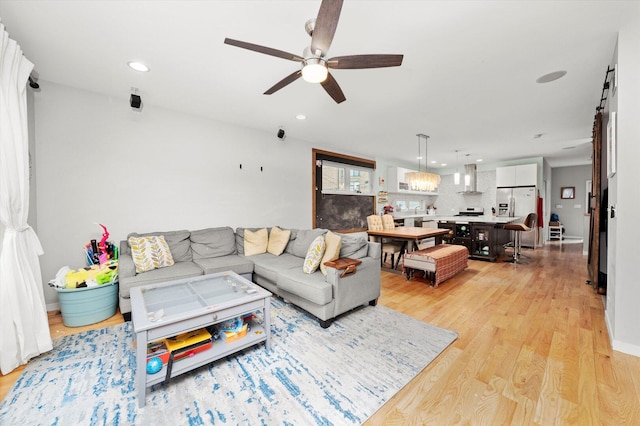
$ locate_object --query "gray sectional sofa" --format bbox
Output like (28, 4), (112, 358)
(118, 226), (381, 328)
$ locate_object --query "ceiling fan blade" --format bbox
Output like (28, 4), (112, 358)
(264, 70), (303, 95)
(327, 54), (404, 69)
(224, 38), (304, 62)
(310, 0), (343, 56)
(321, 72), (346, 104)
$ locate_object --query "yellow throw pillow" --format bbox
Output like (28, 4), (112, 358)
(303, 235), (326, 274)
(244, 228), (268, 256)
(320, 231), (342, 276)
(267, 226), (291, 256)
(128, 235), (175, 273)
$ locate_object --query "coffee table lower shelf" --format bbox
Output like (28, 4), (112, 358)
(130, 271), (272, 408)
(145, 320), (267, 387)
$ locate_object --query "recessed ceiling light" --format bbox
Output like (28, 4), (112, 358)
(128, 61), (149, 72)
(430, 160), (437, 164)
(296, 114), (306, 120)
(476, 159), (483, 162)
(536, 70), (566, 83)
(440, 163), (447, 167)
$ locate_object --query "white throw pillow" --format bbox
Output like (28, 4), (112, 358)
(244, 228), (268, 256)
(267, 226), (291, 256)
(303, 235), (326, 274)
(320, 231), (342, 276)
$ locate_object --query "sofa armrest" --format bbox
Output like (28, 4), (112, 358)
(325, 256), (381, 315)
(119, 240), (136, 280)
(367, 241), (381, 260)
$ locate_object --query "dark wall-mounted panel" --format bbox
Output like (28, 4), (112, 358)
(316, 193), (374, 231)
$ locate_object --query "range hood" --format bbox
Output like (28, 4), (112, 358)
(458, 164), (483, 194)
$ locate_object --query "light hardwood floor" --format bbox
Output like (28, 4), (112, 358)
(2, 242), (639, 424)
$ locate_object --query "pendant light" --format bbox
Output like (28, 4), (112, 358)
(405, 134), (441, 192)
(464, 154), (471, 186)
(454, 150), (461, 185)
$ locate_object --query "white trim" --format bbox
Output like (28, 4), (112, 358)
(605, 306), (640, 357)
(612, 339), (640, 357)
(320, 190), (374, 196)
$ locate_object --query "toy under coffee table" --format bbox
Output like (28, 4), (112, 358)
(130, 271), (272, 408)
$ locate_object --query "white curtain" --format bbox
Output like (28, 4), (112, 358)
(0, 23), (52, 374)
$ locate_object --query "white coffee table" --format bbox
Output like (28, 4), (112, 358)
(130, 271), (272, 407)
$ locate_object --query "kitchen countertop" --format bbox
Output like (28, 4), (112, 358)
(392, 214), (521, 224)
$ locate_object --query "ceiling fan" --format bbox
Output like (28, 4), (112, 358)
(224, 0), (403, 104)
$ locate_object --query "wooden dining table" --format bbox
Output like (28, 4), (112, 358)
(367, 227), (451, 270)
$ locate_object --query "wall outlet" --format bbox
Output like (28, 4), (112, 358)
(574, 204), (582, 209)
(555, 204), (563, 208)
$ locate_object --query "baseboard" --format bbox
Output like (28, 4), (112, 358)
(47, 302), (60, 312)
(605, 309), (640, 357)
(612, 339), (640, 357)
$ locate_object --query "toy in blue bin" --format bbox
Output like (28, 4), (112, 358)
(147, 357), (163, 374)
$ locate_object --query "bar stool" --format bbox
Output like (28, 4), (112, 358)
(504, 213), (537, 264)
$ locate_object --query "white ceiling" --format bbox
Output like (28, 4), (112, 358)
(1, 1), (636, 169)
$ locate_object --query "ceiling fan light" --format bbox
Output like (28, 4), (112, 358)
(454, 172), (460, 185)
(302, 59), (328, 83)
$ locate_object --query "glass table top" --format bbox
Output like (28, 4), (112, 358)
(139, 272), (263, 319)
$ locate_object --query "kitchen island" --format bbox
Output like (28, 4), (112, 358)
(393, 214), (521, 261)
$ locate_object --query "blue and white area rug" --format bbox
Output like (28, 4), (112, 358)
(0, 299), (457, 425)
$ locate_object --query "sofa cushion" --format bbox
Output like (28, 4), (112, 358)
(190, 227), (237, 259)
(303, 235), (326, 274)
(291, 228), (327, 258)
(244, 228), (269, 256)
(338, 232), (369, 259)
(250, 253), (303, 283)
(193, 255), (254, 276)
(320, 231), (342, 276)
(237, 227), (297, 255)
(119, 261), (203, 298)
(127, 230), (192, 262)
(267, 226), (291, 256)
(128, 235), (175, 273)
(277, 268), (333, 306)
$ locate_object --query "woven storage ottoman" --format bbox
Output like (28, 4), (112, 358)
(403, 245), (469, 287)
(56, 281), (119, 327)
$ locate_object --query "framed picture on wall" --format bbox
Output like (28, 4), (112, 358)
(561, 186), (575, 199)
(560, 186), (576, 200)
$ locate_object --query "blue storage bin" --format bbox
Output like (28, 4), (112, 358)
(56, 281), (119, 327)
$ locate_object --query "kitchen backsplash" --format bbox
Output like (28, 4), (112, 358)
(388, 170), (498, 216)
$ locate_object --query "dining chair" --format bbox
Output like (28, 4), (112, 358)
(367, 215), (403, 268)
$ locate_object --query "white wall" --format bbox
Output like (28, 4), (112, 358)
(606, 12), (640, 356)
(34, 83), (317, 309)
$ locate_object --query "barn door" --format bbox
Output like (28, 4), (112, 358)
(587, 112), (602, 292)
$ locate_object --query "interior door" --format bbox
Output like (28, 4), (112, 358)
(587, 113), (602, 292)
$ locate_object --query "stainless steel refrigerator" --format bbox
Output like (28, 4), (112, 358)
(496, 186), (537, 248)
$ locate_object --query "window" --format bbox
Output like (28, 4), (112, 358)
(321, 161), (372, 195)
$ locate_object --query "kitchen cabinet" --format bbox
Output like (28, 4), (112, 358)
(496, 164), (537, 187)
(387, 167), (438, 195)
(438, 221), (510, 261)
(470, 224), (499, 261)
(438, 222), (471, 253)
